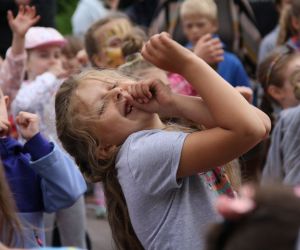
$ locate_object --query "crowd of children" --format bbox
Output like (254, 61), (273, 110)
(0, 0), (300, 249)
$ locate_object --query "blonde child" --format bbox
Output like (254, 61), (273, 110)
(11, 27), (87, 249)
(55, 32), (270, 249)
(84, 12), (133, 68)
(180, 0), (251, 88)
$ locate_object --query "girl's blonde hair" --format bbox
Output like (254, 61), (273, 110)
(55, 69), (143, 250)
(180, 0), (218, 22)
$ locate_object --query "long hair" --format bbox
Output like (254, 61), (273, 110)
(0, 161), (22, 246)
(55, 69), (143, 250)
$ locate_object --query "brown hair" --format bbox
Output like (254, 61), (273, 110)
(61, 35), (83, 59)
(55, 69), (143, 250)
(84, 12), (131, 67)
(257, 46), (298, 126)
(0, 161), (22, 246)
(206, 184), (300, 250)
(277, 0), (300, 45)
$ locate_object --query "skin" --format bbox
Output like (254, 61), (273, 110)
(7, 5), (40, 56)
(92, 18), (132, 68)
(27, 45), (65, 81)
(181, 14), (218, 47)
(75, 33), (270, 178)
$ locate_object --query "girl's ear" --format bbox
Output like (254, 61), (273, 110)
(96, 144), (117, 160)
(267, 85), (285, 104)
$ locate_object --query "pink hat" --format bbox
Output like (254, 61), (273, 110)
(25, 27), (66, 49)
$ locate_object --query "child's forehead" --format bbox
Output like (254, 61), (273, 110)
(94, 19), (132, 44)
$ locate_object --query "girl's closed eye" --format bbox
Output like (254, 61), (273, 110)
(98, 99), (109, 116)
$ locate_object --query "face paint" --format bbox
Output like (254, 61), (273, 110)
(103, 47), (124, 68)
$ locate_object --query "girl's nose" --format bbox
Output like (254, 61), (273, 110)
(110, 87), (123, 101)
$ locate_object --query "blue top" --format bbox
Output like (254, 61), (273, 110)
(186, 38), (251, 88)
(217, 51), (251, 88)
(0, 134), (87, 248)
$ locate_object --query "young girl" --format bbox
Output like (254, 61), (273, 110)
(55, 33), (270, 249)
(257, 45), (300, 127)
(11, 27), (88, 249)
(0, 5), (39, 102)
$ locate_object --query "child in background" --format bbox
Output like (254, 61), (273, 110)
(61, 35), (86, 75)
(84, 12), (133, 68)
(11, 27), (88, 249)
(257, 45), (300, 127)
(261, 69), (300, 186)
(55, 32), (270, 249)
(206, 184), (300, 250)
(180, 0), (251, 88)
(0, 5), (39, 102)
(0, 87), (86, 248)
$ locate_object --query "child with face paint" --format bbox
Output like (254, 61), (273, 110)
(84, 12), (133, 68)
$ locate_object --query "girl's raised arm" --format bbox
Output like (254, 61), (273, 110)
(142, 33), (271, 177)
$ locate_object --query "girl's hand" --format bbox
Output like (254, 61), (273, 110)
(141, 32), (196, 75)
(7, 5), (40, 38)
(125, 79), (175, 116)
(194, 33), (224, 65)
(15, 112), (39, 141)
(49, 61), (68, 79)
(0, 118), (11, 137)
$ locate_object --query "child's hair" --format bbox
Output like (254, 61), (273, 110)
(180, 0), (218, 22)
(277, 0), (300, 45)
(84, 12), (131, 67)
(289, 68), (300, 99)
(0, 161), (22, 246)
(119, 27), (155, 76)
(61, 35), (83, 60)
(206, 184), (300, 250)
(257, 45), (298, 125)
(55, 69), (143, 250)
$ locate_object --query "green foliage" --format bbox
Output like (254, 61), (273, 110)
(56, 0), (78, 35)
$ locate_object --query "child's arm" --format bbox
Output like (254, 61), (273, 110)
(0, 5), (39, 101)
(16, 112), (87, 212)
(139, 33), (270, 177)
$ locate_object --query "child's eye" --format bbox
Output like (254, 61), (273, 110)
(97, 100), (108, 116)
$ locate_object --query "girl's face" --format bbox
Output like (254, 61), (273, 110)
(93, 18), (132, 68)
(270, 56), (300, 108)
(27, 45), (62, 80)
(74, 78), (162, 146)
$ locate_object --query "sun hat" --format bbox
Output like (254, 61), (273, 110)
(25, 27), (66, 49)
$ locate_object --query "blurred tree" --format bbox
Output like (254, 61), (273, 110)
(56, 0), (78, 35)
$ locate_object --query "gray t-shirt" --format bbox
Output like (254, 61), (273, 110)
(262, 105), (300, 185)
(116, 130), (219, 250)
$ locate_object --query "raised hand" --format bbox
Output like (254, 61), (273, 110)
(7, 5), (40, 38)
(0, 118), (11, 137)
(49, 60), (68, 79)
(125, 79), (175, 116)
(141, 32), (196, 75)
(194, 33), (224, 65)
(15, 112), (39, 141)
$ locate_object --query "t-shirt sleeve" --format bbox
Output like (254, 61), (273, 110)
(125, 130), (188, 196)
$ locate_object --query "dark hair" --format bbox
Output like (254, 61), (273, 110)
(206, 184), (300, 250)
